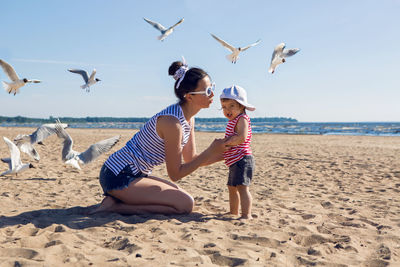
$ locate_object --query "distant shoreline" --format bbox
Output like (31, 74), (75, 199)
(0, 116), (297, 124)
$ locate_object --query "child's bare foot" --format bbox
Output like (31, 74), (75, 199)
(88, 196), (117, 214)
(239, 214), (253, 220)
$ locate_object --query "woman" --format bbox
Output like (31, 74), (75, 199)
(92, 60), (227, 215)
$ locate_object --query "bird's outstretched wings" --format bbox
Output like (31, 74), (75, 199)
(143, 18), (166, 32)
(3, 136), (22, 169)
(241, 39), (261, 52)
(0, 59), (20, 81)
(78, 135), (120, 164)
(68, 69), (89, 83)
(211, 34), (235, 52)
(88, 69), (97, 82)
(282, 48), (300, 57)
(168, 18), (184, 30)
(54, 120), (74, 161)
(271, 43), (286, 64)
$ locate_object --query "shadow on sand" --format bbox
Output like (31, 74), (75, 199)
(0, 205), (236, 230)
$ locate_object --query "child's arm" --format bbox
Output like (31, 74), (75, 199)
(224, 116), (249, 146)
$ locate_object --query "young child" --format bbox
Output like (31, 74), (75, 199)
(220, 85), (255, 219)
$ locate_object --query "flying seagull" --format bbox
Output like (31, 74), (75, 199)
(13, 123), (69, 161)
(268, 43), (300, 74)
(54, 120), (120, 170)
(143, 17), (184, 41)
(68, 69), (101, 92)
(1, 137), (35, 176)
(0, 59), (41, 95)
(210, 34), (261, 64)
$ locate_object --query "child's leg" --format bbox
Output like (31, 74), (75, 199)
(228, 185), (240, 215)
(237, 185), (252, 219)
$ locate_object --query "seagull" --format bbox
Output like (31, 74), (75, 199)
(268, 43), (300, 74)
(143, 17), (184, 41)
(13, 123), (69, 161)
(68, 69), (101, 92)
(54, 120), (120, 170)
(0, 59), (41, 95)
(1, 137), (35, 176)
(210, 34), (261, 64)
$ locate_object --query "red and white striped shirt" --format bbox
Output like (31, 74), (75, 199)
(223, 114), (252, 166)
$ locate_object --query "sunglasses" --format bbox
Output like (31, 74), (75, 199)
(187, 83), (215, 97)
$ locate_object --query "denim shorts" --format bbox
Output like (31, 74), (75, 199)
(99, 164), (148, 196)
(227, 155), (254, 186)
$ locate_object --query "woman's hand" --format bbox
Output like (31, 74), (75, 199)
(210, 138), (229, 153)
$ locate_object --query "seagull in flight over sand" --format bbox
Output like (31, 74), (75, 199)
(13, 123), (69, 161)
(268, 42), (300, 74)
(0, 59), (41, 95)
(68, 69), (101, 92)
(143, 17), (184, 41)
(1, 137), (35, 176)
(210, 34), (261, 64)
(54, 120), (120, 170)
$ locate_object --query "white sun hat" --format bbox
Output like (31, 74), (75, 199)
(220, 85), (256, 111)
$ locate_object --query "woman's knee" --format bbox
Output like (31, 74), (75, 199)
(175, 193), (194, 214)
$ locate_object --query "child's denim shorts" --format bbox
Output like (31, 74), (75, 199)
(99, 164), (148, 196)
(227, 155), (254, 186)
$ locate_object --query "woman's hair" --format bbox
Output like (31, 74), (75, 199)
(168, 61), (209, 104)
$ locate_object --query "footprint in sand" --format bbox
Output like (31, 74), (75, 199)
(201, 250), (248, 266)
(230, 234), (281, 247)
(104, 236), (141, 254)
(0, 248), (38, 259)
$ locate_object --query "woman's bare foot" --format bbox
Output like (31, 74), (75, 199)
(88, 196), (117, 214)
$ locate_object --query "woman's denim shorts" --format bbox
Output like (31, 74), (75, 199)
(99, 164), (148, 196)
(227, 155), (254, 186)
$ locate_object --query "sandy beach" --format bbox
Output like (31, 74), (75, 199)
(0, 127), (399, 266)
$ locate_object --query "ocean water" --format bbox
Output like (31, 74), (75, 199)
(1, 121), (400, 136)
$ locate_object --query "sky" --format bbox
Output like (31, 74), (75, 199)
(1, 0), (399, 122)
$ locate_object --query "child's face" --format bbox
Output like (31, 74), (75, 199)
(221, 99), (245, 120)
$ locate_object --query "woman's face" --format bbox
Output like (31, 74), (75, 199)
(189, 76), (214, 108)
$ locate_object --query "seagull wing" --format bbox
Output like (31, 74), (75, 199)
(30, 124), (60, 144)
(168, 18), (184, 30)
(68, 69), (89, 84)
(143, 18), (166, 32)
(54, 121), (74, 161)
(210, 34), (235, 52)
(271, 43), (286, 64)
(28, 79), (41, 83)
(1, 158), (12, 170)
(78, 135), (120, 165)
(88, 69), (97, 83)
(282, 48), (300, 57)
(3, 136), (22, 169)
(0, 59), (20, 81)
(240, 39), (261, 52)
(18, 143), (40, 161)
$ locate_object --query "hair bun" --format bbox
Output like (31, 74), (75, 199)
(168, 61), (184, 76)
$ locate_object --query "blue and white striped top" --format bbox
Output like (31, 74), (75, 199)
(105, 103), (191, 176)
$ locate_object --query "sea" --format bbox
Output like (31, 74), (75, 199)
(1, 121), (400, 136)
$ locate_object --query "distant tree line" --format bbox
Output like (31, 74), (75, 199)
(0, 115), (297, 124)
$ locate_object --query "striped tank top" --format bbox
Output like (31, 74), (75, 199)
(105, 103), (191, 176)
(223, 114), (252, 166)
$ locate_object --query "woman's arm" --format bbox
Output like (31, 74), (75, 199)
(157, 116), (226, 182)
(182, 117), (197, 162)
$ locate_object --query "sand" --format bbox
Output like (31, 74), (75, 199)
(0, 127), (399, 266)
